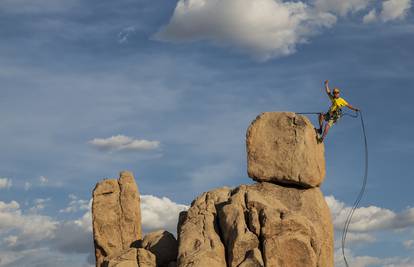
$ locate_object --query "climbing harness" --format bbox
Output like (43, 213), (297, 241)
(297, 110), (368, 267)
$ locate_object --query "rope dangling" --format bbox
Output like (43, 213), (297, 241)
(341, 111), (369, 267)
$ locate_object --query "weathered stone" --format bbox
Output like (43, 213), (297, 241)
(103, 248), (138, 267)
(178, 182), (333, 267)
(246, 112), (325, 187)
(238, 249), (264, 267)
(142, 230), (178, 267)
(177, 187), (231, 267)
(137, 248), (156, 267)
(92, 171), (142, 267)
(218, 186), (259, 267)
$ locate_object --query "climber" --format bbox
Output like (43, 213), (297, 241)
(318, 80), (359, 142)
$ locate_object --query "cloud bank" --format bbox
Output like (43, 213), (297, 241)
(326, 195), (414, 232)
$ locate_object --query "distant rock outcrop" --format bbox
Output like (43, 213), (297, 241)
(91, 112), (334, 267)
(247, 112), (325, 188)
(92, 171), (143, 267)
(92, 171), (178, 267)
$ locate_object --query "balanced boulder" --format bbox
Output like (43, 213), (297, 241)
(246, 112), (325, 187)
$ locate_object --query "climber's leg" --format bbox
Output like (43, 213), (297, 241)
(318, 113), (324, 134)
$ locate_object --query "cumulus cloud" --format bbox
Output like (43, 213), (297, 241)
(0, 178), (12, 190)
(381, 0), (411, 21)
(29, 198), (51, 213)
(118, 26), (137, 44)
(334, 232), (376, 247)
(326, 195), (414, 232)
(60, 195), (90, 213)
(363, 0), (411, 23)
(314, 0), (374, 16)
(39, 175), (48, 185)
(0, 200), (58, 248)
(141, 195), (188, 234)
(155, 0), (336, 60)
(89, 135), (160, 152)
(363, 9), (378, 23)
(403, 239), (414, 249)
(335, 248), (414, 267)
(24, 182), (31, 191)
(52, 212), (93, 255)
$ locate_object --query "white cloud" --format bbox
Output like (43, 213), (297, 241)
(29, 198), (51, 213)
(89, 135), (160, 152)
(24, 182), (31, 191)
(155, 0), (336, 61)
(363, 9), (378, 23)
(403, 239), (414, 249)
(0, 178), (12, 190)
(0, 200), (57, 247)
(60, 195), (90, 213)
(363, 0), (411, 23)
(39, 175), (48, 185)
(326, 195), (414, 232)
(141, 195), (188, 235)
(335, 248), (414, 267)
(334, 232), (376, 247)
(313, 0), (374, 16)
(118, 26), (137, 44)
(380, 0), (411, 21)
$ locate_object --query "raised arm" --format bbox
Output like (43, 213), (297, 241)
(324, 80), (331, 96)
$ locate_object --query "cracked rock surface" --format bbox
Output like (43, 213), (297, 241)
(177, 183), (333, 267)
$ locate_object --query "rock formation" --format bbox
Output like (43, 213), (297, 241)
(92, 171), (178, 267)
(92, 112), (334, 267)
(142, 230), (178, 267)
(246, 112), (325, 188)
(177, 112), (334, 267)
(177, 183), (333, 267)
(92, 171), (143, 267)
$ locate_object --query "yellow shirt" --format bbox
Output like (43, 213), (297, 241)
(329, 95), (348, 113)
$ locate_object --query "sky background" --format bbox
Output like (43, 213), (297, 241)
(0, 0), (414, 266)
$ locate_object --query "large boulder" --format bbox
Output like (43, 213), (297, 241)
(92, 171), (142, 267)
(142, 230), (178, 267)
(246, 112), (325, 188)
(177, 183), (333, 267)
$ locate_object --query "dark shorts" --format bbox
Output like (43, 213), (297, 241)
(323, 111), (341, 126)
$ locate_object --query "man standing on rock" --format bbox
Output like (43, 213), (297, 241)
(318, 80), (359, 142)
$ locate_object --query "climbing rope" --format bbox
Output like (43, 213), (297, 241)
(341, 111), (368, 267)
(297, 111), (369, 267)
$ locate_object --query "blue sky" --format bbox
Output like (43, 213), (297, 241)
(0, 0), (414, 266)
